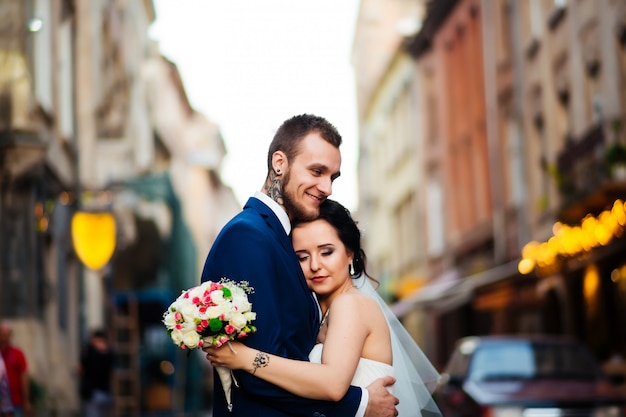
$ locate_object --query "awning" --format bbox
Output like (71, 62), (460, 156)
(391, 260), (521, 316)
(391, 269), (460, 316)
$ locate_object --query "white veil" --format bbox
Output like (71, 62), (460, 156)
(354, 275), (442, 417)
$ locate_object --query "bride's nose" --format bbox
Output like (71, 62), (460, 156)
(309, 255), (321, 271)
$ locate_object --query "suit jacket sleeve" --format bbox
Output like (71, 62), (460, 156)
(201, 206), (362, 416)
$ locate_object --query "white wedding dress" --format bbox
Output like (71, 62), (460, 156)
(308, 343), (395, 393)
(308, 275), (442, 417)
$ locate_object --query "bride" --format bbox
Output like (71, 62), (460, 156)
(205, 199), (441, 416)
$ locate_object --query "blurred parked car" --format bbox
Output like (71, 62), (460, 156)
(434, 335), (626, 417)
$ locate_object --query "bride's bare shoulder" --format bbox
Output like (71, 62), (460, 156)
(334, 289), (382, 316)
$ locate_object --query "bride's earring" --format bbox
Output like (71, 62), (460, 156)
(349, 262), (355, 276)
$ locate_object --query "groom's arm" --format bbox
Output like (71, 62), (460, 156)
(364, 378), (399, 417)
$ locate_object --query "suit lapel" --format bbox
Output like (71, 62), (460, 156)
(244, 198), (292, 252)
(244, 197), (321, 328)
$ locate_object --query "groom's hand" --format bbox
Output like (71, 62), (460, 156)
(364, 376), (399, 417)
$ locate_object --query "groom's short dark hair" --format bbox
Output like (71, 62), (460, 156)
(266, 114), (342, 171)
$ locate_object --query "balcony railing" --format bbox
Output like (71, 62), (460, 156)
(556, 124), (626, 223)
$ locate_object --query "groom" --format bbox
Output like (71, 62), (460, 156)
(201, 114), (398, 417)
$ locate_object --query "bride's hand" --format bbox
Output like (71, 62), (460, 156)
(204, 341), (249, 369)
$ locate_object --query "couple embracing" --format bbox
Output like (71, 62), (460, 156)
(201, 114), (440, 417)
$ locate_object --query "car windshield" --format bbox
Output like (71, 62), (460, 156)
(467, 341), (600, 381)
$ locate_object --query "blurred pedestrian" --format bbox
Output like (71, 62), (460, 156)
(0, 322), (30, 417)
(79, 329), (114, 417)
(0, 354), (14, 417)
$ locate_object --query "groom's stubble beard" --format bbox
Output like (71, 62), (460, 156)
(281, 168), (319, 222)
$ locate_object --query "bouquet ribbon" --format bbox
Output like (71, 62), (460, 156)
(215, 366), (238, 412)
(211, 340), (239, 412)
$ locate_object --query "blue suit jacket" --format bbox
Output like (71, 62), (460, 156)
(201, 197), (362, 417)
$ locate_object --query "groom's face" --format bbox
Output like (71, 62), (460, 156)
(282, 132), (341, 221)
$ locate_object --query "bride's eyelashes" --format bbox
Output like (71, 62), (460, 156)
(295, 247), (335, 262)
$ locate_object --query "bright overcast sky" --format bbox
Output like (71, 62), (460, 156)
(149, 0), (360, 211)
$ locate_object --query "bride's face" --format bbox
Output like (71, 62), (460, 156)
(292, 219), (354, 299)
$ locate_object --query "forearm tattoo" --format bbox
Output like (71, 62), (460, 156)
(251, 352), (270, 375)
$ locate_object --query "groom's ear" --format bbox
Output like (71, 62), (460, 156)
(272, 151), (287, 174)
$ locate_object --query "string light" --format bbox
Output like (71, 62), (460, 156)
(518, 199), (626, 275)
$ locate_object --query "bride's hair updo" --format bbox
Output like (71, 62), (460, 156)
(293, 198), (372, 280)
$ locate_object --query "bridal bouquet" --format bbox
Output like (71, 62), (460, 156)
(162, 278), (257, 411)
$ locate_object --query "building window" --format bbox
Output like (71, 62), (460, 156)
(0, 188), (47, 319)
(617, 28), (626, 114)
(530, 0), (543, 39)
(529, 86), (551, 211)
(506, 117), (525, 206)
(426, 94), (438, 145)
(31, 0), (53, 112)
(553, 56), (571, 136)
(58, 14), (75, 141)
(393, 193), (417, 274)
(388, 86), (413, 168)
(426, 177), (445, 257)
(581, 23), (602, 126)
(497, 0), (511, 62)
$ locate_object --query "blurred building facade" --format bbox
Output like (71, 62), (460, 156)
(0, 0), (84, 413)
(352, 0), (430, 310)
(353, 0), (626, 369)
(0, 0), (238, 415)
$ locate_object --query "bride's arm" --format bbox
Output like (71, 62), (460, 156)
(205, 296), (367, 400)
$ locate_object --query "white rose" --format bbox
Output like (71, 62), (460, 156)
(162, 311), (177, 329)
(207, 302), (230, 319)
(181, 319), (197, 333)
(231, 291), (251, 312)
(168, 299), (184, 314)
(180, 302), (199, 323)
(230, 312), (248, 330)
(243, 312), (256, 321)
(182, 330), (201, 349)
(170, 329), (184, 346)
(210, 289), (225, 304)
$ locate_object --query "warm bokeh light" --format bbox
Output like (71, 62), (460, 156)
(521, 241), (540, 259)
(160, 360), (175, 375)
(395, 275), (426, 300)
(583, 264), (600, 316)
(519, 200), (626, 275)
(517, 258), (535, 275)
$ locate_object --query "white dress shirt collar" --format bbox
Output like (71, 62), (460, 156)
(253, 191), (291, 235)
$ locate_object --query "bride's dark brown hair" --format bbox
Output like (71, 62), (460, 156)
(292, 199), (376, 283)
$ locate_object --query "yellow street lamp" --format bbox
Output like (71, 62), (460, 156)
(71, 211), (116, 270)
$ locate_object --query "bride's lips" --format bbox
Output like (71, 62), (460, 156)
(310, 276), (327, 284)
